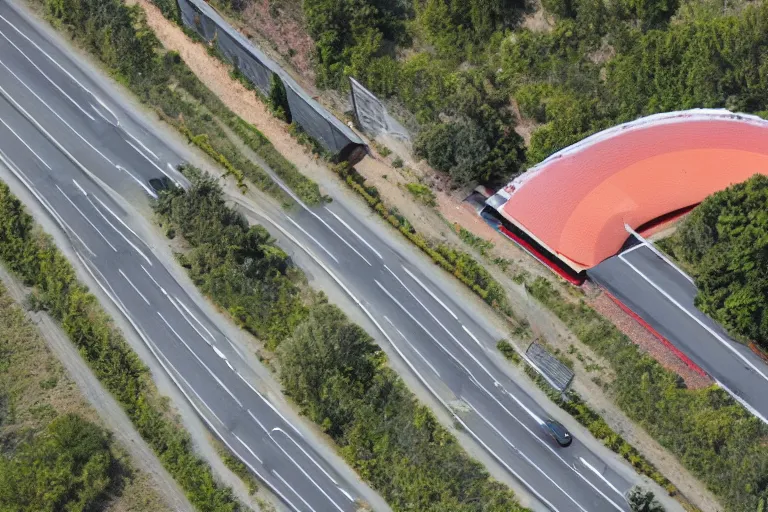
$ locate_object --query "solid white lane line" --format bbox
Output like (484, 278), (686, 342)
(56, 184), (118, 252)
(462, 325), (484, 348)
(0, 13), (101, 97)
(384, 316), (441, 377)
(238, 373), (304, 439)
(234, 434), (263, 464)
(323, 206), (383, 259)
(619, 253), (768, 384)
(384, 267), (500, 384)
(401, 265), (458, 320)
(714, 378), (768, 425)
(175, 298), (217, 345)
(0, 29), (95, 120)
(269, 429), (345, 512)
(123, 128), (160, 160)
(256, 390), (305, 439)
(236, 371), (262, 397)
(225, 337), (247, 361)
(89, 194), (150, 249)
(73, 239), (301, 512)
(0, 115), (50, 169)
(117, 164), (157, 198)
(253, 158), (370, 267)
(247, 409), (270, 434)
(118, 269), (150, 305)
(619, 243), (645, 256)
(579, 457), (626, 499)
(285, 215), (338, 263)
(0, 58), (114, 165)
(157, 312), (243, 408)
(271, 428), (340, 487)
(140, 264), (166, 295)
(624, 223), (695, 285)
(0, 147), (95, 258)
(167, 295), (212, 347)
(256, 210), (564, 510)
(272, 470), (317, 512)
(76, 184), (152, 265)
(124, 137), (178, 184)
(171, 362), (227, 428)
(465, 400), (590, 512)
(375, 279), (484, 386)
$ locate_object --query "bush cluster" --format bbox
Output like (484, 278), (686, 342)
(661, 174), (768, 352)
(0, 181), (241, 510)
(154, 170), (529, 511)
(0, 414), (115, 511)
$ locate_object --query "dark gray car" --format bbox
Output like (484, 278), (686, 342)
(544, 419), (572, 447)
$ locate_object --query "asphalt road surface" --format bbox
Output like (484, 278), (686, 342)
(589, 241), (768, 423)
(0, 1), (642, 510)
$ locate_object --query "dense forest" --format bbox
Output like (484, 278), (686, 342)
(221, 0), (768, 186)
(661, 174), (768, 352)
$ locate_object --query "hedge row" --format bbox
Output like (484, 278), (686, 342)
(0, 181), (242, 511)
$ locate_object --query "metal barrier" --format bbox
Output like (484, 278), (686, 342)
(349, 77), (410, 143)
(177, 0), (367, 163)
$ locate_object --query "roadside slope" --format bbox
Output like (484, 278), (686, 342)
(0, 272), (183, 512)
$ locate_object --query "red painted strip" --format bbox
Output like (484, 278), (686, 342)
(498, 226), (584, 286)
(602, 290), (709, 378)
(749, 342), (768, 365)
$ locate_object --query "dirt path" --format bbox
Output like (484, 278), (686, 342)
(0, 265), (192, 512)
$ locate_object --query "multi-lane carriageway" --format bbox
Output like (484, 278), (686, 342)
(0, 1), (666, 510)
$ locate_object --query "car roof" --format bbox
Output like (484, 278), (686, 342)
(545, 419), (570, 437)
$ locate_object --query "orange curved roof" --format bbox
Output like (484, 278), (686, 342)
(493, 110), (768, 270)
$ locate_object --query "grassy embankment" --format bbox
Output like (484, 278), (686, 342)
(0, 280), (170, 512)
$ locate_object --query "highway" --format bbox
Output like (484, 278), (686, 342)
(0, 3), (366, 511)
(589, 240), (768, 424)
(0, 1), (645, 511)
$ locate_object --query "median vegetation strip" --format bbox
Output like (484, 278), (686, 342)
(0, 181), (243, 511)
(526, 277), (768, 511)
(155, 168), (529, 512)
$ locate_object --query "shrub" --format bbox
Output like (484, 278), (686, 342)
(268, 73), (292, 123)
(405, 182), (437, 206)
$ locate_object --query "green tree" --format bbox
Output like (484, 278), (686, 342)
(268, 73), (292, 123)
(0, 414), (113, 512)
(665, 174), (768, 351)
(627, 486), (665, 511)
